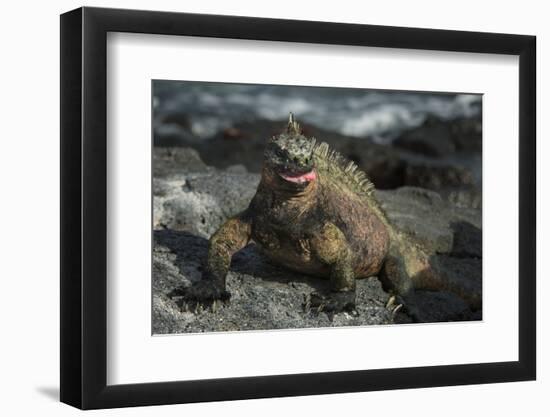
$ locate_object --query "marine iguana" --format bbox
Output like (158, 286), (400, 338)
(180, 114), (460, 314)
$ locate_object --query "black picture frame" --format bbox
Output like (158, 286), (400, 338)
(60, 6), (536, 410)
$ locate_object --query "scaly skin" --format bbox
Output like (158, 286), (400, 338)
(179, 114), (470, 315)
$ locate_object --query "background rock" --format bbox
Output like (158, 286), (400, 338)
(153, 148), (260, 236)
(393, 115), (482, 156)
(376, 187), (481, 254)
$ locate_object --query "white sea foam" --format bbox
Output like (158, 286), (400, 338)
(153, 81), (481, 141)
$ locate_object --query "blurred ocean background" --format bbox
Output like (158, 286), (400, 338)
(153, 81), (481, 144)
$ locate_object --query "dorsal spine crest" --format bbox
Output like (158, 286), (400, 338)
(287, 112), (302, 134)
(312, 141), (375, 197)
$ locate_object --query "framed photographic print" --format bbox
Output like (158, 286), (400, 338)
(60, 6), (536, 410)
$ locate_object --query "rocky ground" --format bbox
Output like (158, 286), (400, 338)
(152, 142), (482, 334)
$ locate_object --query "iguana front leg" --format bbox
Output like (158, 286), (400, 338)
(180, 212), (252, 312)
(308, 222), (356, 314)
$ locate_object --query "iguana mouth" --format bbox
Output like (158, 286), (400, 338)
(279, 169), (317, 184)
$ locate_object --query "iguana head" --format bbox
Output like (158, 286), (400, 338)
(263, 113), (317, 187)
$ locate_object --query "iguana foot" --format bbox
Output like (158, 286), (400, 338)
(169, 280), (230, 314)
(385, 295), (404, 319)
(307, 291), (357, 315)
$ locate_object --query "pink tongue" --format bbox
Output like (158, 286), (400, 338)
(280, 170), (317, 183)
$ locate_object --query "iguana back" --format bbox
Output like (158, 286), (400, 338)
(312, 140), (434, 292)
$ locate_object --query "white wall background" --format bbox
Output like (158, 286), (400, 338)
(0, 0), (545, 415)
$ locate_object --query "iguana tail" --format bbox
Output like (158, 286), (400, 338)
(380, 227), (442, 296)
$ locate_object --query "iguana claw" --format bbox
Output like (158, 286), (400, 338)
(170, 280), (230, 314)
